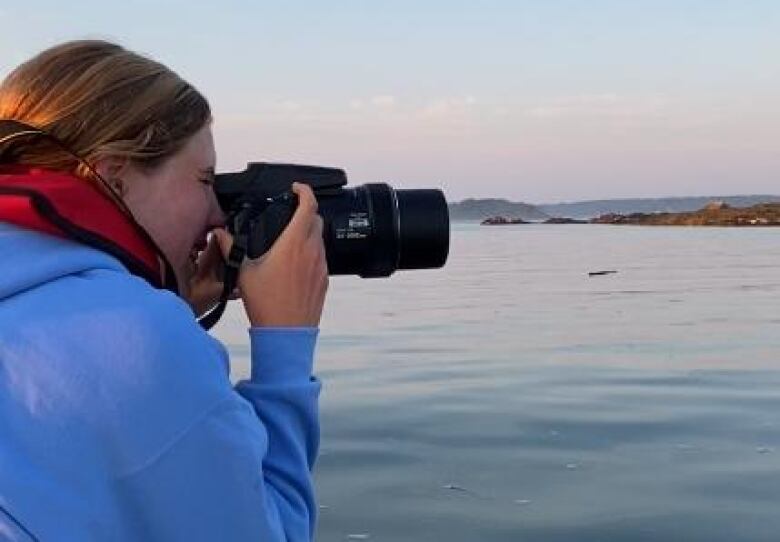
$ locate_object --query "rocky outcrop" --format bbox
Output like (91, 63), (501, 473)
(590, 202), (780, 226)
(538, 195), (780, 219)
(703, 201), (730, 212)
(449, 199), (549, 222)
(480, 216), (528, 225)
(543, 217), (588, 224)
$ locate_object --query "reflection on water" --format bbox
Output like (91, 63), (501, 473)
(215, 224), (780, 541)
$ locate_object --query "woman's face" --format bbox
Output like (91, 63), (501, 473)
(119, 125), (224, 295)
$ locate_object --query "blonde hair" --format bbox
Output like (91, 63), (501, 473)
(0, 40), (210, 178)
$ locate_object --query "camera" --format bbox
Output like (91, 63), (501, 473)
(213, 163), (450, 277)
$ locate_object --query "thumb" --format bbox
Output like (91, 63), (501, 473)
(212, 228), (234, 261)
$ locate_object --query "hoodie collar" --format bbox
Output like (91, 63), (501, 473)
(0, 166), (178, 293)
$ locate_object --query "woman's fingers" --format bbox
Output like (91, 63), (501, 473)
(277, 182), (318, 243)
(196, 184), (329, 327)
(234, 182), (328, 327)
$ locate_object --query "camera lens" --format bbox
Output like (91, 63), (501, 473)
(396, 189), (450, 271)
(318, 184), (450, 277)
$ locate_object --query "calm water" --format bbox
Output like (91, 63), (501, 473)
(214, 224), (780, 542)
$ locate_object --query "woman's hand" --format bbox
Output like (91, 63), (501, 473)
(212, 182), (329, 328)
(185, 232), (239, 318)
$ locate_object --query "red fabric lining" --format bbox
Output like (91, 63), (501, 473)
(0, 166), (162, 282)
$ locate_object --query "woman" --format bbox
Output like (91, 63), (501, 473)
(0, 40), (328, 541)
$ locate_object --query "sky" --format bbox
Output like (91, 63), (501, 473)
(1, 1), (779, 203)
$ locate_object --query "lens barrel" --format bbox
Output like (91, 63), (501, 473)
(318, 184), (449, 277)
(396, 189), (450, 271)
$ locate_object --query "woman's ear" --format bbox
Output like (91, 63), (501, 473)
(92, 156), (130, 197)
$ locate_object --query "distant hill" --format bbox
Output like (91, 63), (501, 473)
(448, 198), (549, 222)
(538, 195), (780, 219)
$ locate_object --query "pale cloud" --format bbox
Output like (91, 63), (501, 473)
(275, 100), (303, 112)
(348, 95), (396, 110)
(525, 94), (667, 119)
(420, 96), (477, 117)
(369, 95), (396, 108)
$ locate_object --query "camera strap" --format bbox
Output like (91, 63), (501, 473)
(197, 208), (250, 330)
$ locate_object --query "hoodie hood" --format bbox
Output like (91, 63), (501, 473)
(0, 166), (178, 296)
(0, 221), (130, 301)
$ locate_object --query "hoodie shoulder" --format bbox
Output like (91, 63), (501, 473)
(0, 225), (235, 472)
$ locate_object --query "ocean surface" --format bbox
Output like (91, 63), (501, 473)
(214, 224), (780, 542)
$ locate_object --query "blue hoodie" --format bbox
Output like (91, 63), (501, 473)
(0, 221), (321, 541)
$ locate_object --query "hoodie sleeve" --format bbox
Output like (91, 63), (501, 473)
(118, 327), (321, 542)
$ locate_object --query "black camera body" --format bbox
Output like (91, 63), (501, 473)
(214, 163), (450, 278)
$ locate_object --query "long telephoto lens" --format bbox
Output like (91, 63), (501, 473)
(318, 184), (449, 277)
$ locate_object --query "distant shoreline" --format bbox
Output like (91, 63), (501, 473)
(589, 202), (780, 226)
(449, 195), (780, 222)
(476, 202), (780, 227)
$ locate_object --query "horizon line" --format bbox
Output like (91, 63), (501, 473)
(449, 193), (780, 206)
